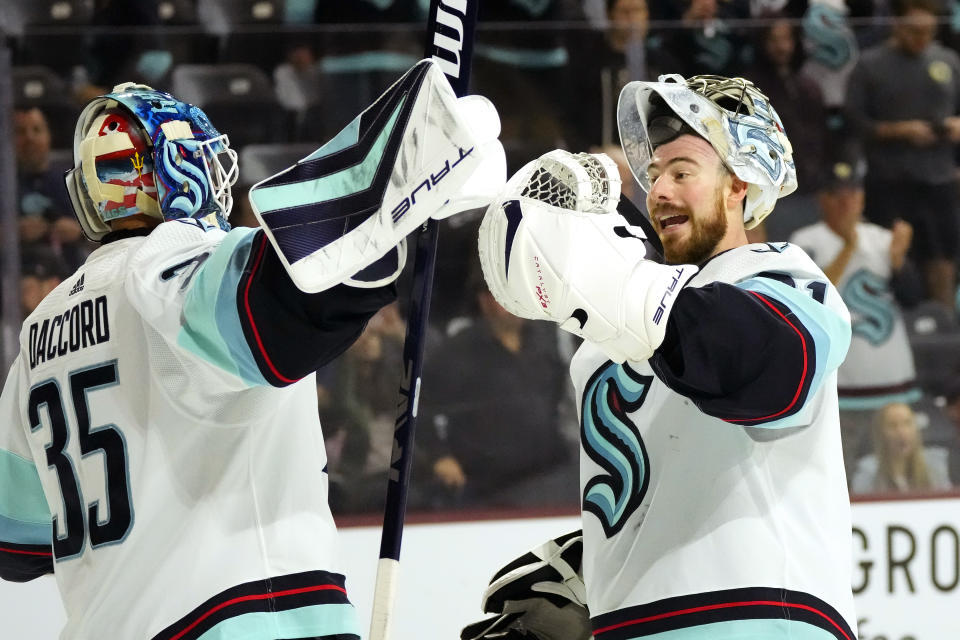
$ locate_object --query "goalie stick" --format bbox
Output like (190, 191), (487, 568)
(369, 2), (479, 640)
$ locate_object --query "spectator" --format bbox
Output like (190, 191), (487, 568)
(320, 303), (407, 514)
(744, 12), (828, 240)
(851, 402), (952, 493)
(799, 1), (860, 112)
(845, 0), (960, 311)
(274, 42), (321, 114)
(574, 0), (678, 148)
(651, 0), (744, 78)
(415, 269), (578, 510)
(945, 382), (960, 485)
(791, 150), (922, 476)
(19, 246), (68, 319)
(14, 106), (90, 269)
(472, 0), (587, 166)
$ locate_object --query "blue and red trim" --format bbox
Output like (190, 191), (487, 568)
(652, 282), (825, 428)
(724, 291), (815, 425)
(151, 570), (353, 640)
(235, 232), (396, 387)
(0, 540), (53, 582)
(591, 587), (854, 640)
(240, 233), (300, 386)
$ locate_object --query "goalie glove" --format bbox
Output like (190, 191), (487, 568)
(250, 59), (506, 293)
(461, 531), (591, 640)
(478, 150), (697, 363)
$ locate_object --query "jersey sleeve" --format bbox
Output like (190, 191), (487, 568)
(0, 357), (54, 582)
(128, 222), (395, 388)
(650, 273), (851, 429)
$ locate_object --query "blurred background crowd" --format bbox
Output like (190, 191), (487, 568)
(4, 0), (960, 518)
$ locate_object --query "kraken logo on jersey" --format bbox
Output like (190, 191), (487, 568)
(841, 269), (894, 345)
(581, 361), (652, 537)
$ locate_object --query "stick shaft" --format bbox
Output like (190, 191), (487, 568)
(369, 2), (479, 639)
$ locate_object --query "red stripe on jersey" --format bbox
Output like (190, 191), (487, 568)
(724, 291), (809, 423)
(242, 235), (299, 384)
(0, 545), (53, 557)
(168, 583), (347, 640)
(593, 599), (852, 640)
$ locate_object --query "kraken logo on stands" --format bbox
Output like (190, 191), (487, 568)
(581, 362), (652, 538)
(842, 268), (894, 346)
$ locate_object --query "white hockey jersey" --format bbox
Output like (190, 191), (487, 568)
(790, 221), (919, 409)
(572, 243), (857, 640)
(0, 221), (371, 639)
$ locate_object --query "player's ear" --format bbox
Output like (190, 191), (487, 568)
(727, 175), (748, 206)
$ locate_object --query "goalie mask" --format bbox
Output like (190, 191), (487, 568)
(65, 82), (239, 241)
(617, 74), (797, 229)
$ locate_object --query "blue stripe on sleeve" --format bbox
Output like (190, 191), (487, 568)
(735, 277), (851, 428)
(0, 449), (52, 545)
(178, 228), (270, 387)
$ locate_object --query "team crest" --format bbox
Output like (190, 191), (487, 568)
(581, 361), (653, 537)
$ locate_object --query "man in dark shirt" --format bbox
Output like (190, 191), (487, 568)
(15, 106), (89, 268)
(845, 0), (960, 311)
(417, 272), (578, 510)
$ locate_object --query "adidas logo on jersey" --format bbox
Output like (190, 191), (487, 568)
(69, 274), (85, 296)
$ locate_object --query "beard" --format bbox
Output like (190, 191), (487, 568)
(655, 186), (729, 265)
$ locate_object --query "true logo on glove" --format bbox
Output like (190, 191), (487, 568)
(389, 146), (474, 224)
(652, 267), (688, 325)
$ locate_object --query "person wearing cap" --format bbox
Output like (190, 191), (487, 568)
(791, 153), (922, 481)
(464, 74), (856, 640)
(845, 0), (960, 311)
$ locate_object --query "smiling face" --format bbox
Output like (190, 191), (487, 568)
(645, 134), (748, 265)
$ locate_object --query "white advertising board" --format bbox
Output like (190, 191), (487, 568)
(850, 496), (960, 639)
(2, 500), (958, 638)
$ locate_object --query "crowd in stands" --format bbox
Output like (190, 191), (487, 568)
(7, 0), (960, 515)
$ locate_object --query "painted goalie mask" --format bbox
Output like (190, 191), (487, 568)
(65, 82), (239, 241)
(617, 74), (797, 229)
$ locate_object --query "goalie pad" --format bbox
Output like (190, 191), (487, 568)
(250, 59), (506, 293)
(478, 150), (697, 363)
(461, 531), (591, 640)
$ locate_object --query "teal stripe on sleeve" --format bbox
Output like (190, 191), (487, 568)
(251, 96), (405, 213)
(178, 228), (269, 387)
(195, 603), (360, 640)
(619, 617), (842, 640)
(0, 449), (52, 545)
(737, 277), (850, 370)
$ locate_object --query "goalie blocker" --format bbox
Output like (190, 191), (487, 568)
(250, 59), (506, 293)
(461, 531), (591, 640)
(478, 150), (696, 364)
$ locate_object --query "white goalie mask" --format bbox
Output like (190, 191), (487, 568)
(617, 74), (797, 229)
